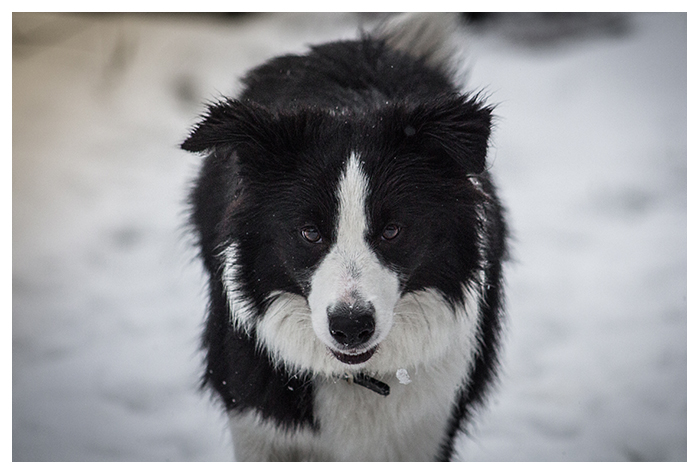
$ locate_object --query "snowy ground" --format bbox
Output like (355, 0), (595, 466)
(12, 13), (687, 461)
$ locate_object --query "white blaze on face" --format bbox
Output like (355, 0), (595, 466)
(307, 154), (401, 352)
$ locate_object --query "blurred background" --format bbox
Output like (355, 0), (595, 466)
(12, 12), (687, 461)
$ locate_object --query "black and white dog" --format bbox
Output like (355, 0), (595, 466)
(182, 13), (507, 461)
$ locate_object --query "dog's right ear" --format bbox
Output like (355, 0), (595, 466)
(181, 99), (327, 176)
(181, 99), (275, 154)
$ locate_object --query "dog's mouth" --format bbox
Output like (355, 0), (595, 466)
(329, 346), (376, 365)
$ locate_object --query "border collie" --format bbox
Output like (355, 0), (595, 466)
(182, 13), (507, 461)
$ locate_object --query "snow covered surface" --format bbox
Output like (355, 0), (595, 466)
(12, 12), (687, 461)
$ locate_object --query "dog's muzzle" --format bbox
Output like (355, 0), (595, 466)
(327, 302), (376, 364)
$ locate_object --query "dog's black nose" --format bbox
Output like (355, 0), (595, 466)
(328, 303), (375, 348)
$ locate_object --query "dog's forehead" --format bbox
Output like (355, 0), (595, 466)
(336, 154), (369, 217)
(319, 152), (369, 249)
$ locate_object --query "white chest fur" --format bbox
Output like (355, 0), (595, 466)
(228, 344), (472, 461)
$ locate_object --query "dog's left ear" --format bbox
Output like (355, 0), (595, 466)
(401, 95), (493, 174)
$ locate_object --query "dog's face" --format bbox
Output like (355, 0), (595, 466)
(184, 96), (492, 374)
(306, 155), (401, 365)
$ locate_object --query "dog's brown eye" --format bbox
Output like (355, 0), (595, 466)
(301, 226), (322, 243)
(381, 224), (400, 241)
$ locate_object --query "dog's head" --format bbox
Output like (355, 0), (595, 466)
(183, 95), (492, 374)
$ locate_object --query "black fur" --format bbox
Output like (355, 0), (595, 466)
(183, 33), (507, 460)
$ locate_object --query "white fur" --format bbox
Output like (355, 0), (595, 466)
(221, 243), (256, 335)
(230, 320), (475, 461)
(254, 281), (484, 373)
(308, 154), (401, 356)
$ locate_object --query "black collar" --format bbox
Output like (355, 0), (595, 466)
(344, 372), (390, 396)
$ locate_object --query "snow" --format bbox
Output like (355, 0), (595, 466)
(12, 13), (687, 461)
(396, 368), (411, 385)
